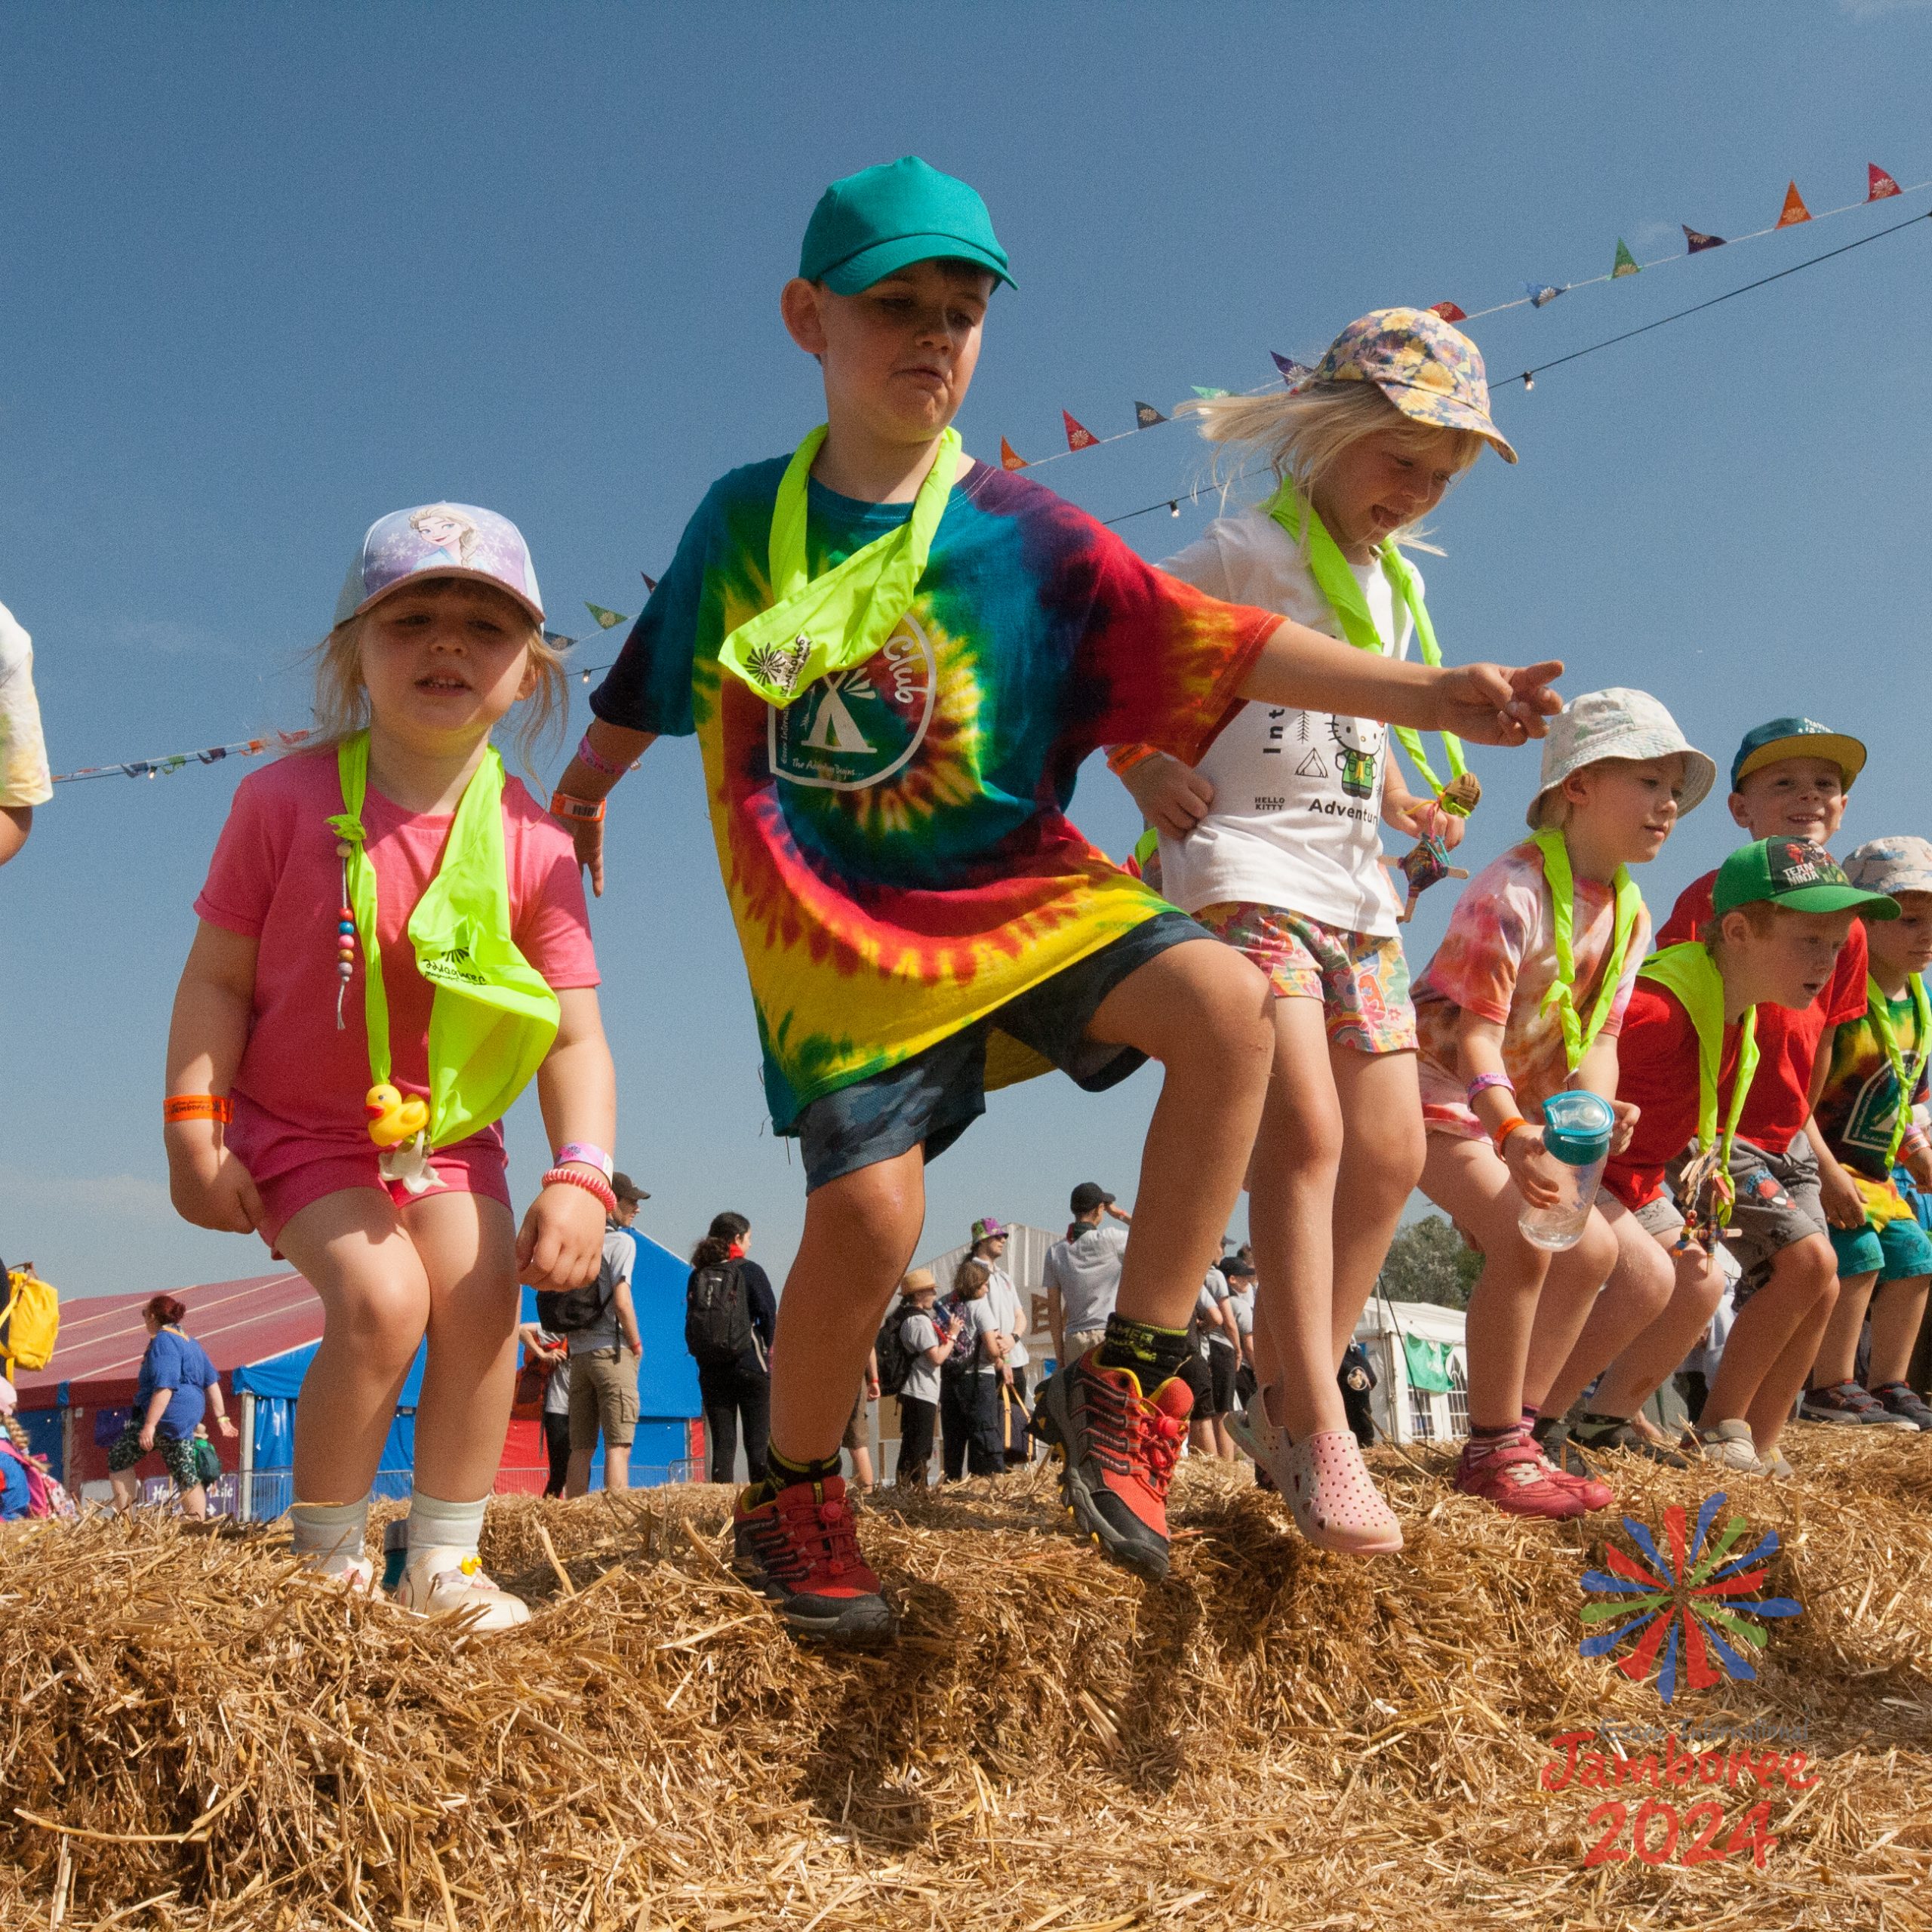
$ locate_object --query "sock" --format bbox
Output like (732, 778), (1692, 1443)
(1521, 1405), (1540, 1426)
(1095, 1313), (1192, 1387)
(291, 1499), (371, 1574)
(405, 1492), (488, 1570)
(1571, 1409), (1629, 1442)
(1466, 1422), (1519, 1455)
(747, 1444), (842, 1508)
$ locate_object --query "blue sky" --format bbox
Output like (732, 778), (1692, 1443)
(4, 1), (1930, 1300)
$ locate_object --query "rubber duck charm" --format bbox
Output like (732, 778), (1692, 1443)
(365, 1084), (441, 1195)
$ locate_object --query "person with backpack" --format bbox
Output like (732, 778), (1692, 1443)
(940, 1259), (1011, 1480)
(0, 1376), (71, 1521)
(560, 1174), (647, 1497)
(107, 1296), (235, 1520)
(877, 1268), (952, 1487)
(686, 1211), (778, 1485)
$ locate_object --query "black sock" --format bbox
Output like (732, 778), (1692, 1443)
(1095, 1313), (1192, 1387)
(749, 1444), (842, 1506)
(1571, 1410), (1629, 1441)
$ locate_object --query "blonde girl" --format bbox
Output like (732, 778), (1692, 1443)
(1114, 309), (1512, 1552)
(165, 504), (615, 1628)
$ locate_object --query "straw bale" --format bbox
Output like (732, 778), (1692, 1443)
(0, 1427), (1928, 1929)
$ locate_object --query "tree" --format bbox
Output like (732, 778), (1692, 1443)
(1377, 1214), (1481, 1311)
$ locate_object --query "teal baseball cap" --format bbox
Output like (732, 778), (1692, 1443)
(799, 155), (1015, 295)
(1730, 716), (1866, 792)
(1712, 838), (1898, 920)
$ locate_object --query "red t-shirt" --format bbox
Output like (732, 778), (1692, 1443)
(1655, 871), (1869, 1154)
(1602, 981), (1749, 1211)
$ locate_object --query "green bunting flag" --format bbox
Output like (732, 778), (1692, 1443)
(1191, 386), (1229, 399)
(585, 603), (630, 630)
(1612, 238), (1640, 278)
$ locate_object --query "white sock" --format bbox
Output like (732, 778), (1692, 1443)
(405, 1492), (488, 1571)
(291, 1499), (371, 1574)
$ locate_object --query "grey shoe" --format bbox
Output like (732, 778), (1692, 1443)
(1801, 1380), (1917, 1429)
(1872, 1382), (1932, 1432)
(1697, 1419), (1769, 1475)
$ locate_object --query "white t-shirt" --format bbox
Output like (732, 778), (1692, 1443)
(899, 1309), (943, 1405)
(1152, 511), (1417, 937)
(0, 601), (52, 809)
(984, 1266), (1028, 1368)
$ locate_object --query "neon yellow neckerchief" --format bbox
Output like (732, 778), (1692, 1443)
(1263, 482), (1469, 804)
(715, 424), (961, 707)
(1530, 828), (1644, 1073)
(1865, 971), (1931, 1168)
(1637, 942), (1761, 1223)
(327, 733), (561, 1150)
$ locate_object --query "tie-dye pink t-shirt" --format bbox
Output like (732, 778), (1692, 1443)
(1412, 839), (1651, 1137)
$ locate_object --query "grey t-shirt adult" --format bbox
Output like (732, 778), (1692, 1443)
(1044, 1221), (1129, 1339)
(533, 1325), (572, 1414)
(1226, 1284), (1256, 1340)
(899, 1309), (943, 1405)
(945, 1296), (1007, 1377)
(985, 1267), (1028, 1369)
(568, 1230), (635, 1355)
(1198, 1267), (1237, 1351)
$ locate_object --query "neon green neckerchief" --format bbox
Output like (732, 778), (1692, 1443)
(1263, 483), (1469, 803)
(1530, 829), (1644, 1073)
(1865, 972), (1931, 1168)
(327, 733), (561, 1150)
(715, 424), (961, 708)
(1638, 942), (1761, 1223)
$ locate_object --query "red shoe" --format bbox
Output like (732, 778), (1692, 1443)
(1527, 1421), (1615, 1512)
(731, 1475), (894, 1644)
(1035, 1352), (1189, 1580)
(1453, 1431), (1588, 1521)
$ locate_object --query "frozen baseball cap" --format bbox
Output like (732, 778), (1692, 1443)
(1525, 687), (1716, 829)
(1304, 306), (1517, 463)
(1713, 838), (1899, 920)
(334, 503), (545, 627)
(971, 1217), (1008, 1244)
(1069, 1182), (1115, 1215)
(1730, 717), (1867, 793)
(800, 155), (1015, 296)
(1842, 836), (1932, 900)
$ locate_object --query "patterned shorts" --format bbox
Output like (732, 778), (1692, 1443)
(106, 1425), (203, 1491)
(1194, 902), (1417, 1056)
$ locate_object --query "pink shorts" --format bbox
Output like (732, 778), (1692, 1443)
(254, 1143), (512, 1250)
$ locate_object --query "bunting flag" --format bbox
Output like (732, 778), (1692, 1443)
(1683, 226), (1727, 253)
(641, 571), (659, 593)
(1134, 401), (1168, 427)
(999, 436), (1029, 470)
(1428, 302), (1468, 322)
(1612, 238), (1641, 278)
(1270, 350), (1312, 385)
(1061, 410), (1100, 451)
(54, 728), (312, 786)
(1191, 386), (1229, 399)
(1777, 181), (1812, 227)
(1526, 282), (1564, 308)
(1869, 162), (1902, 201)
(585, 603), (629, 629)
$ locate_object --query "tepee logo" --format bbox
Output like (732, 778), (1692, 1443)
(770, 614), (937, 791)
(1580, 1494), (1801, 1703)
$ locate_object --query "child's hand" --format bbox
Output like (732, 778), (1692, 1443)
(518, 1182), (608, 1293)
(1432, 663), (1564, 745)
(1907, 1144), (1932, 1190)
(1382, 792), (1468, 850)
(166, 1132), (264, 1235)
(1121, 752), (1215, 838)
(1818, 1158), (1866, 1232)
(1500, 1125), (1565, 1210)
(1609, 1099), (1640, 1157)
(568, 814), (607, 899)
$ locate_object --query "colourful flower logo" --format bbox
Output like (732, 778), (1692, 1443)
(1579, 1493), (1801, 1703)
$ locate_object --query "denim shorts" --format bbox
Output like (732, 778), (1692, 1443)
(795, 911), (1208, 1192)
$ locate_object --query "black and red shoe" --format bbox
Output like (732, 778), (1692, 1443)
(732, 1475), (895, 1644)
(1035, 1352), (1189, 1581)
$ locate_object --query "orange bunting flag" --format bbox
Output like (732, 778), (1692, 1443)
(1429, 301), (1467, 322)
(1777, 181), (1811, 227)
(1869, 162), (1902, 202)
(1061, 411), (1100, 451)
(1000, 436), (1029, 471)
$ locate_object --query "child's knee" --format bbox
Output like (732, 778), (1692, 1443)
(1776, 1234), (1838, 1305)
(803, 1158), (925, 1269)
(1151, 948), (1275, 1082)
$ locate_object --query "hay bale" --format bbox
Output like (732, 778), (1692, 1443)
(0, 1429), (1927, 1928)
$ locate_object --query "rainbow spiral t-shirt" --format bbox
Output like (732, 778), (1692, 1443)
(592, 455), (1274, 1132)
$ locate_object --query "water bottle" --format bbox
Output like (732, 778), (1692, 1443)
(1518, 1089), (1617, 1251)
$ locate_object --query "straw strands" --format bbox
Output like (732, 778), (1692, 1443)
(1, 1432), (1930, 1929)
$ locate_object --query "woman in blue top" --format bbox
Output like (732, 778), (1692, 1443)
(107, 1296), (235, 1518)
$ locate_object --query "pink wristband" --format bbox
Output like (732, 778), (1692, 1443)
(555, 1141), (614, 1180)
(1466, 1072), (1516, 1103)
(541, 1166), (618, 1217)
(576, 734), (636, 779)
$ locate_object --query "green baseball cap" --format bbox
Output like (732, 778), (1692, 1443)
(1730, 716), (1866, 792)
(799, 155), (1015, 296)
(1712, 838), (1899, 920)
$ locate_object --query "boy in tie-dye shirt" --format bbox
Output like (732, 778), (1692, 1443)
(562, 156), (1560, 1638)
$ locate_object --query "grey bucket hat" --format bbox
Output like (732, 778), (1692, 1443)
(1525, 688), (1717, 830)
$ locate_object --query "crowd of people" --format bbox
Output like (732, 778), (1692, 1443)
(2, 152), (1923, 1651)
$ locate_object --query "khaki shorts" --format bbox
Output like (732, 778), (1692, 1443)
(568, 1346), (640, 1453)
(1063, 1327), (1108, 1364)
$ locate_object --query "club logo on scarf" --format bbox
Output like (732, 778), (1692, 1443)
(770, 614), (937, 791)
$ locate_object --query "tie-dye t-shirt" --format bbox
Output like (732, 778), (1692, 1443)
(592, 456), (1275, 1131)
(1412, 838), (1651, 1137)
(1814, 983), (1928, 1181)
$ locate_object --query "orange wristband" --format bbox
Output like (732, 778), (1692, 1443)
(549, 791), (606, 824)
(164, 1094), (232, 1124)
(1491, 1115), (1531, 1155)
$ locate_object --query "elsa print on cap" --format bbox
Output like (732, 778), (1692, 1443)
(334, 502), (546, 626)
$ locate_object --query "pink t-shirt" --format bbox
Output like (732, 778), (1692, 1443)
(194, 749), (598, 1192)
(1412, 839), (1651, 1138)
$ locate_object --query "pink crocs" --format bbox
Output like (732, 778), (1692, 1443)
(1284, 1429), (1404, 1555)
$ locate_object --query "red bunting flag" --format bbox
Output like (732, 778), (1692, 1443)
(1869, 162), (1902, 202)
(1429, 301), (1467, 322)
(1000, 436), (1028, 471)
(641, 571), (659, 594)
(1062, 411), (1100, 451)
(1776, 182), (1811, 227)
(1682, 226), (1726, 253)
